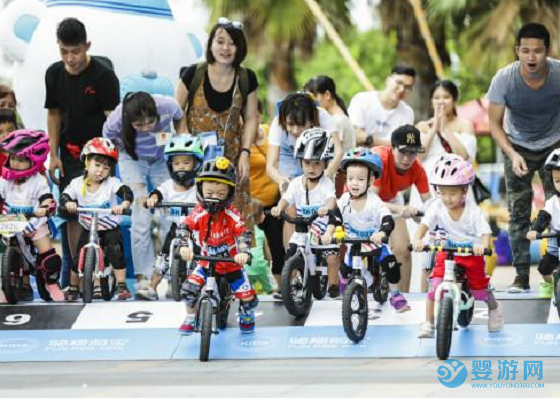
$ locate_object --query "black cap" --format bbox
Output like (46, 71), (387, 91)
(391, 124), (425, 153)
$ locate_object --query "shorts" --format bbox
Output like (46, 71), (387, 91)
(72, 227), (125, 271)
(188, 264), (255, 300)
(428, 252), (490, 301)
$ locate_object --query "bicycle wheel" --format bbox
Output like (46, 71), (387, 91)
(457, 293), (474, 327)
(218, 278), (231, 330)
(1, 247), (22, 304)
(341, 281), (368, 343)
(373, 272), (389, 304)
(199, 298), (214, 362)
(436, 296), (454, 360)
(82, 248), (96, 304)
(100, 273), (116, 301)
(170, 250), (187, 302)
(281, 254), (312, 317)
(310, 260), (328, 300)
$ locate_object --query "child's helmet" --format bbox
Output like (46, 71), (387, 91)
(164, 135), (204, 185)
(81, 137), (119, 163)
(195, 156), (237, 213)
(430, 153), (475, 186)
(294, 127), (334, 161)
(545, 149), (560, 170)
(340, 147), (383, 179)
(0, 129), (49, 180)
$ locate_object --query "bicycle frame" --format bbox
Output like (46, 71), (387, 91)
(75, 208), (112, 279)
(290, 230), (329, 287)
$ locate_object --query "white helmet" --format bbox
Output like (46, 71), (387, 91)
(294, 128), (335, 161)
(545, 149), (560, 170)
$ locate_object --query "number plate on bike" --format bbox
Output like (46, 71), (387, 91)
(0, 215), (28, 236)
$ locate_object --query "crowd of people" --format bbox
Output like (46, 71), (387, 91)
(0, 16), (559, 337)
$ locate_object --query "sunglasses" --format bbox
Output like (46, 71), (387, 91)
(218, 17), (243, 30)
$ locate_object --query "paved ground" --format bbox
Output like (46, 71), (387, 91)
(0, 358), (558, 397)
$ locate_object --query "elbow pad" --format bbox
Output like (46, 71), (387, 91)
(379, 215), (395, 237)
(532, 210), (552, 233)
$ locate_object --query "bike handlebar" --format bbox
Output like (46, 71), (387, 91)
(338, 236), (389, 245)
(407, 244), (492, 256)
(536, 232), (560, 240)
(58, 206), (132, 216)
(192, 255), (237, 264)
(143, 201), (197, 210)
(264, 210), (334, 225)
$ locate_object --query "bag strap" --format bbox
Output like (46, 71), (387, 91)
(237, 66), (249, 109)
(186, 61), (208, 116)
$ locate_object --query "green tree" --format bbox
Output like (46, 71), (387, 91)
(203, 0), (351, 108)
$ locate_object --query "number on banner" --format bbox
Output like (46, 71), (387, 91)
(3, 314), (31, 326)
(126, 311), (153, 323)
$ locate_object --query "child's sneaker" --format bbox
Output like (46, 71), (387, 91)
(488, 303), (504, 332)
(93, 285), (102, 300)
(135, 279), (158, 300)
(328, 284), (340, 299)
(178, 315), (195, 335)
(17, 284), (34, 302)
(64, 285), (80, 302)
(116, 283), (132, 301)
(418, 321), (435, 338)
(538, 281), (554, 299)
(239, 311), (255, 334)
(390, 292), (410, 312)
(46, 283), (65, 302)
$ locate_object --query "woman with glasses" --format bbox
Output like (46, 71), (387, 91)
(102, 91), (187, 299)
(175, 17), (259, 229)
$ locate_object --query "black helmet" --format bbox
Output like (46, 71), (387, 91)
(294, 127), (334, 161)
(195, 157), (236, 213)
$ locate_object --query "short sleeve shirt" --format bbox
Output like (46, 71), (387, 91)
(268, 107), (338, 146)
(155, 179), (197, 223)
(373, 146), (430, 202)
(487, 59), (560, 150)
(543, 195), (560, 232)
(337, 191), (391, 238)
(348, 91), (414, 142)
(45, 56), (120, 145)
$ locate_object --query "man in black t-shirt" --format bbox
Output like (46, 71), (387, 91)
(45, 18), (120, 293)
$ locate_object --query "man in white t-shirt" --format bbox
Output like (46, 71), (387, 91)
(349, 66), (416, 147)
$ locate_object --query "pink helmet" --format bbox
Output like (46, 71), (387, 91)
(430, 154), (475, 186)
(0, 129), (50, 180)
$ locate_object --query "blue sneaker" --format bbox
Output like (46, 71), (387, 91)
(178, 316), (195, 336)
(239, 311), (255, 334)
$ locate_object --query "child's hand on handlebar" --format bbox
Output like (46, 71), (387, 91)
(371, 231), (386, 246)
(321, 232), (332, 245)
(111, 205), (126, 215)
(473, 244), (487, 256)
(412, 239), (424, 252)
(317, 206), (329, 217)
(235, 252), (249, 266)
(270, 206), (281, 217)
(36, 207), (48, 218)
(65, 202), (78, 214)
(400, 206), (418, 219)
(180, 246), (193, 261)
(526, 230), (538, 241)
(146, 195), (159, 208)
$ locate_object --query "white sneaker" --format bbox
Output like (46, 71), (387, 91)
(134, 278), (150, 300)
(488, 303), (504, 332)
(418, 321), (435, 338)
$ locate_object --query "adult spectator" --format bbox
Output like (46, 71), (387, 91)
(487, 22), (560, 293)
(372, 124), (431, 292)
(0, 84), (17, 110)
(103, 91), (186, 300)
(45, 18), (120, 290)
(349, 66), (415, 147)
(176, 17), (258, 224)
(249, 100), (284, 294)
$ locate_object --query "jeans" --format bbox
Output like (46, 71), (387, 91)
(118, 151), (170, 278)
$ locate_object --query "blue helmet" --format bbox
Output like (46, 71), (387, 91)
(163, 135), (204, 185)
(340, 147), (383, 179)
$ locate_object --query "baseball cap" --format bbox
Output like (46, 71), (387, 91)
(391, 124), (425, 153)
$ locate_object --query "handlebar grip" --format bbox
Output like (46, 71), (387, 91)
(121, 208), (132, 216)
(408, 243), (492, 256)
(193, 255), (237, 264)
(536, 232), (560, 240)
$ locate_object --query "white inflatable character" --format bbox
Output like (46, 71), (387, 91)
(0, 0), (207, 130)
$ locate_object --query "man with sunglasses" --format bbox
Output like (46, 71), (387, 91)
(349, 66), (416, 148)
(45, 18), (120, 291)
(372, 124), (431, 292)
